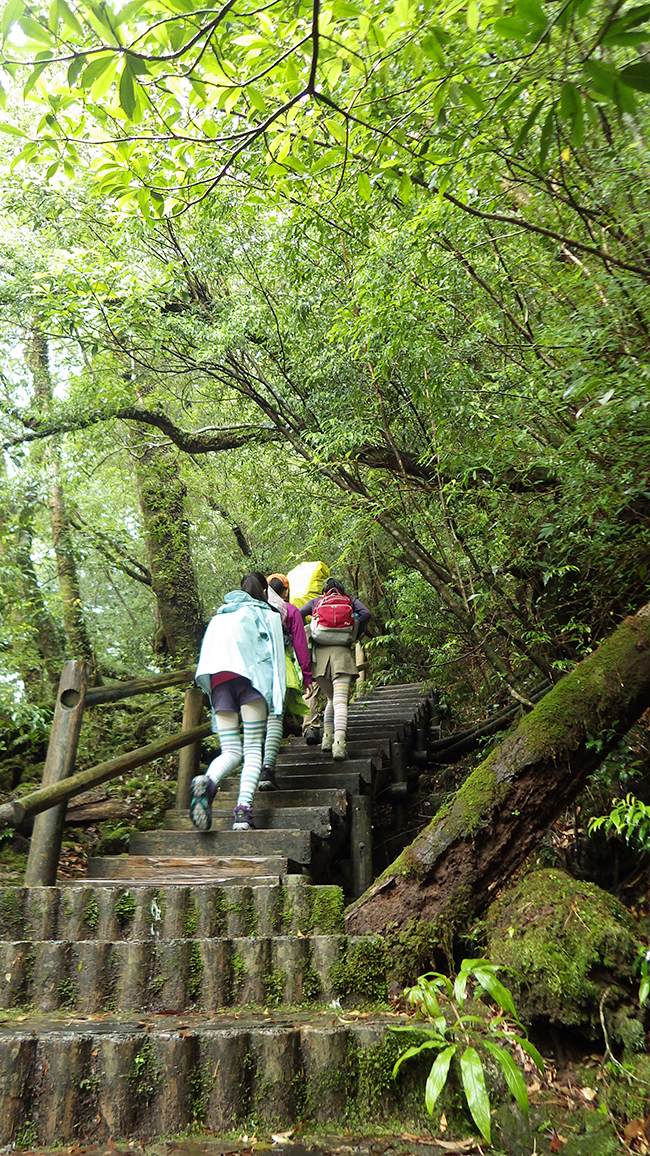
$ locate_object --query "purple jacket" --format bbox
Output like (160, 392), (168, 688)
(287, 601), (312, 686)
(300, 594), (371, 639)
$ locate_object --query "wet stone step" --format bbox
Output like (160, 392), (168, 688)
(175, 788), (349, 816)
(274, 758), (373, 784)
(128, 830), (319, 866)
(0, 933), (366, 1013)
(0, 880), (345, 942)
(0, 1013), (420, 1145)
(279, 744), (385, 765)
(252, 772), (366, 793)
(165, 806), (341, 839)
(86, 855), (301, 882)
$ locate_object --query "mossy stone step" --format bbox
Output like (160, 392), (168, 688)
(0, 932), (364, 1013)
(0, 1011), (425, 1146)
(0, 880), (345, 942)
(128, 829), (318, 865)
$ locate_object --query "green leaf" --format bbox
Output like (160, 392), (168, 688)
(425, 1045), (457, 1115)
(466, 0), (479, 33)
(23, 60), (49, 99)
(119, 62), (136, 119)
(618, 62), (650, 93)
(460, 1046), (491, 1143)
(560, 81), (579, 120)
(357, 171), (371, 201)
(67, 55), (86, 85)
(513, 1036), (545, 1073)
(17, 15), (55, 44)
(514, 100), (543, 150)
(2, 0), (25, 44)
(325, 117), (347, 144)
(57, 0), (82, 34)
(539, 103), (555, 164)
(247, 87), (266, 113)
(473, 970), (519, 1018)
(0, 120), (26, 136)
(583, 60), (617, 100)
(392, 1038), (446, 1079)
(640, 976), (650, 1006)
(493, 16), (531, 39)
(399, 171), (412, 202)
(483, 1040), (529, 1115)
(81, 53), (116, 89)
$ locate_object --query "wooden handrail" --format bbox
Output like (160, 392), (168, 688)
(84, 668), (195, 706)
(0, 721), (212, 830)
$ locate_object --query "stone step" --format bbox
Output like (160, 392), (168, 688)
(274, 757), (373, 784)
(165, 806), (341, 839)
(181, 788), (350, 814)
(0, 932), (369, 1013)
(0, 881), (345, 942)
(0, 1012), (422, 1145)
(128, 829), (319, 865)
(86, 855), (301, 882)
(258, 771), (367, 793)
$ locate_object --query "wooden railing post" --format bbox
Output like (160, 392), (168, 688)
(351, 794), (373, 898)
(175, 686), (205, 809)
(25, 660), (88, 886)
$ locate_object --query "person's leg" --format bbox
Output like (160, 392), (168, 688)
(303, 685), (322, 744)
(332, 674), (352, 761)
(316, 676), (334, 752)
(234, 696), (268, 828)
(190, 711), (242, 831)
(259, 713), (284, 791)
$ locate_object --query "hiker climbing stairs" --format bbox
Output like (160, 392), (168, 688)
(0, 681), (436, 1145)
(84, 681), (435, 889)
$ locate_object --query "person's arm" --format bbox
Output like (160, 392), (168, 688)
(351, 596), (371, 638)
(288, 604), (312, 686)
(300, 598), (317, 621)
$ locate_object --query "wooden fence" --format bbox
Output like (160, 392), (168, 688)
(0, 660), (209, 885)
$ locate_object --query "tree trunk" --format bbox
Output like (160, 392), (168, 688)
(24, 323), (98, 679)
(130, 428), (206, 665)
(346, 602), (650, 936)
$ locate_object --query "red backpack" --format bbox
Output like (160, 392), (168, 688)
(310, 590), (357, 646)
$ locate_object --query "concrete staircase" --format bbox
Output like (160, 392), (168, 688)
(0, 684), (436, 1145)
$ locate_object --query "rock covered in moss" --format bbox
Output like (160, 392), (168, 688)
(487, 868), (643, 1040)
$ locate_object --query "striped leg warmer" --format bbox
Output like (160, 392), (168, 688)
(206, 711), (242, 785)
(332, 675), (352, 741)
(262, 713), (284, 771)
(237, 697), (269, 808)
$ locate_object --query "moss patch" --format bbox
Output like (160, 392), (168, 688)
(330, 937), (388, 1004)
(487, 868), (642, 1039)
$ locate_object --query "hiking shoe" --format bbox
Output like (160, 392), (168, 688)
(190, 775), (217, 831)
(305, 726), (321, 746)
(258, 765), (279, 792)
(332, 737), (347, 761)
(321, 732), (334, 753)
(233, 804), (256, 830)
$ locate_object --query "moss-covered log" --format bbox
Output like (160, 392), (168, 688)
(346, 602), (650, 936)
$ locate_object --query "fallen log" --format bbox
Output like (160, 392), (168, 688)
(346, 602), (650, 936)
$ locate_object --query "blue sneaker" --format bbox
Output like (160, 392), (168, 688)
(190, 775), (217, 831)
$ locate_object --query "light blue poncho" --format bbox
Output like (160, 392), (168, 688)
(195, 590), (286, 721)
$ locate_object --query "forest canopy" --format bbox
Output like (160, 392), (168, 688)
(0, 0), (648, 724)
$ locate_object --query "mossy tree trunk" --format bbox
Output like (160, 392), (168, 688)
(346, 602), (650, 937)
(0, 471), (66, 699)
(130, 427), (206, 666)
(25, 322), (99, 682)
